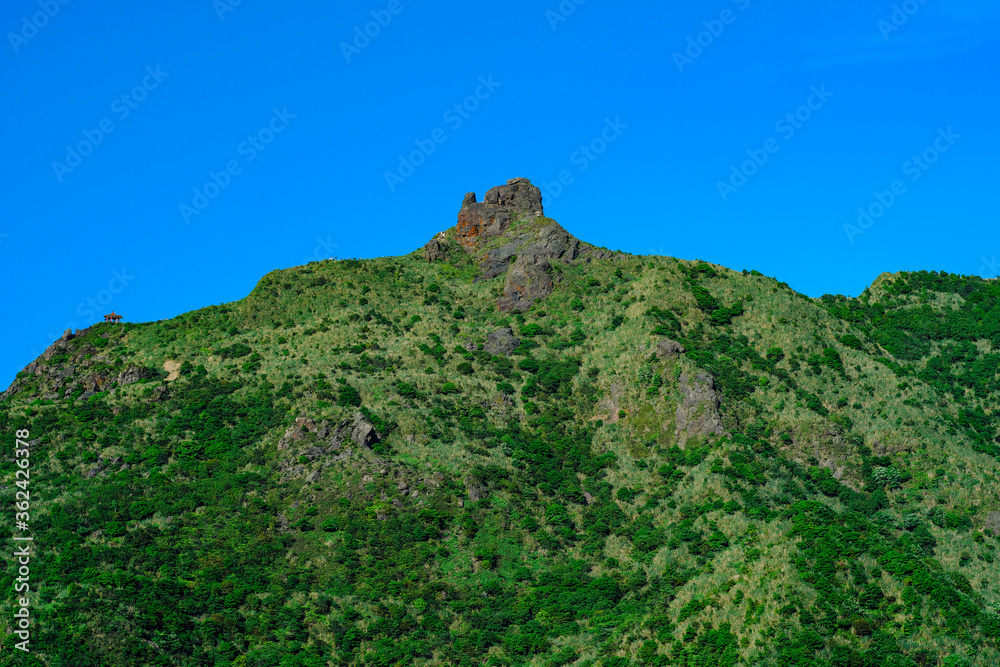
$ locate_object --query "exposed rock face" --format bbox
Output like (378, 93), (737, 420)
(117, 365), (154, 386)
(987, 512), (1000, 536)
(675, 372), (725, 447)
(484, 327), (520, 356)
(423, 231), (450, 262)
(465, 475), (488, 503)
(498, 222), (580, 312)
(456, 178), (544, 251)
(655, 339), (686, 361)
(410, 178), (620, 313)
(279, 412), (380, 452)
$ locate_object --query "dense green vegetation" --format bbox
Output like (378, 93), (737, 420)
(1, 232), (999, 667)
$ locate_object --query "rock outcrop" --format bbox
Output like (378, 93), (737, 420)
(423, 231), (450, 262)
(675, 372), (725, 447)
(464, 475), (488, 503)
(484, 327), (520, 356)
(497, 222), (580, 312)
(412, 177), (623, 313)
(987, 511), (1000, 537)
(278, 412), (381, 453)
(655, 339), (686, 361)
(117, 365), (154, 386)
(456, 178), (544, 251)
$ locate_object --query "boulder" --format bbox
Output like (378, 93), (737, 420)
(347, 412), (381, 448)
(80, 373), (111, 392)
(484, 327), (520, 356)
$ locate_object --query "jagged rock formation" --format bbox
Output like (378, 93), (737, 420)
(455, 177), (544, 251)
(278, 412), (380, 453)
(416, 177), (621, 313)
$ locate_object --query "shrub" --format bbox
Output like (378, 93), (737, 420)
(218, 343), (252, 359)
(337, 384), (362, 407)
(518, 358), (540, 373)
(396, 382), (418, 399)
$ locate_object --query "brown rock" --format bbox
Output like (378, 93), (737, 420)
(456, 178), (543, 251)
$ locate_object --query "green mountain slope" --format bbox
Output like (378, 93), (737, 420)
(2, 179), (999, 667)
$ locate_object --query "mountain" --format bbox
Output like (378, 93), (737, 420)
(2, 178), (999, 667)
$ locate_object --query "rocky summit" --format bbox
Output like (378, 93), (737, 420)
(426, 177), (619, 312)
(2, 180), (1000, 667)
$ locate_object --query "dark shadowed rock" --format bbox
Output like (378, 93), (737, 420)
(484, 327), (520, 356)
(498, 222), (579, 311)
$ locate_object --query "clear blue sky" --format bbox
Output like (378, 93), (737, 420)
(1, 0), (998, 386)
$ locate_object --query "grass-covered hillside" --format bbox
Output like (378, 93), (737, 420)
(2, 180), (999, 667)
